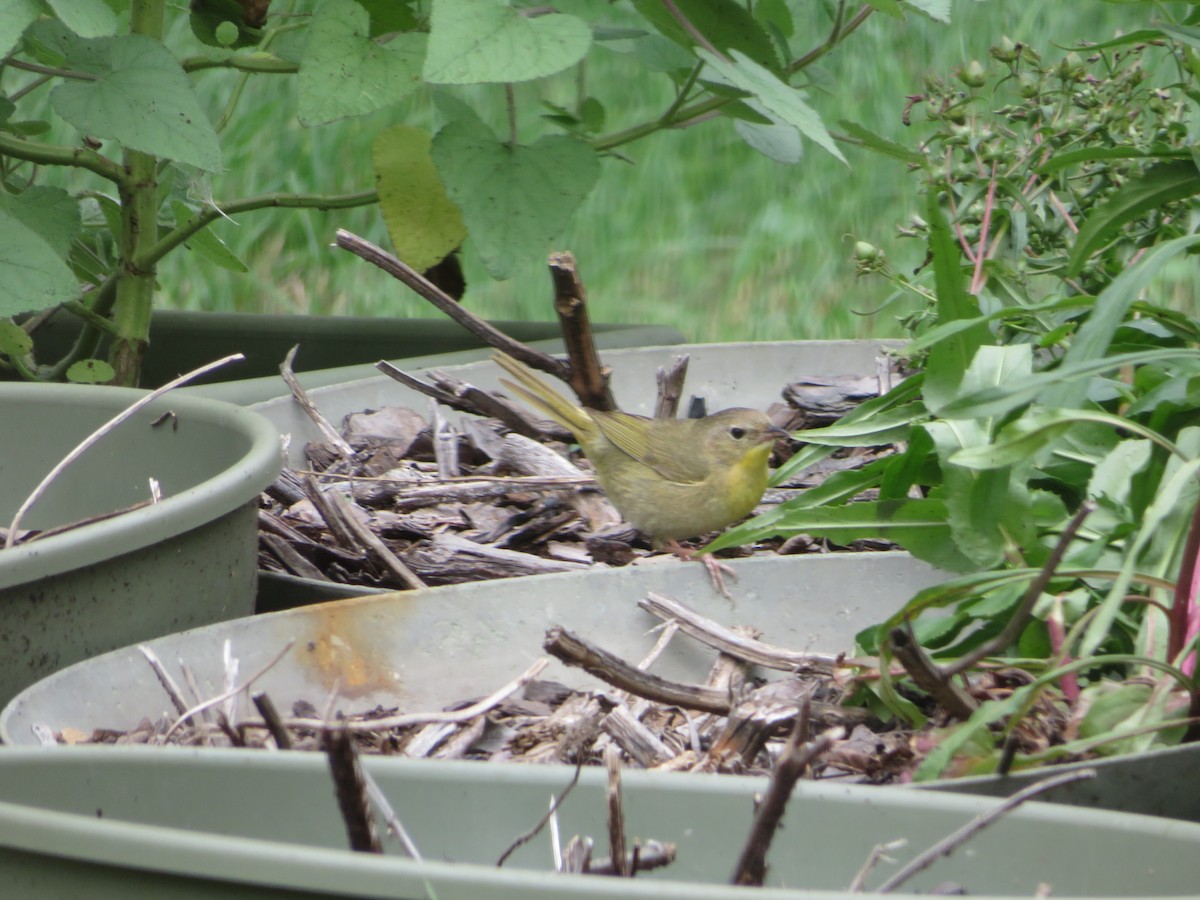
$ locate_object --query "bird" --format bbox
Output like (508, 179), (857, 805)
(492, 352), (788, 592)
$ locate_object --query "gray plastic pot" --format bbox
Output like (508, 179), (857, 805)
(1, 552), (942, 741)
(0, 383), (281, 705)
(0, 747), (1197, 898)
(252, 338), (902, 608)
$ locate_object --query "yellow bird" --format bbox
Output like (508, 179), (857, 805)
(493, 352), (787, 558)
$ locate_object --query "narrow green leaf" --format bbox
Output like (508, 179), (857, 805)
(922, 188), (990, 412)
(432, 122), (599, 279)
(52, 34), (221, 171)
(298, 0), (425, 125)
(1036, 144), (1188, 176)
(1067, 161), (1200, 276)
(792, 407), (917, 446)
(170, 201), (248, 273)
(373, 125), (466, 272)
(0, 208), (78, 316)
(424, 0), (591, 84)
(840, 120), (924, 164)
(698, 49), (845, 163)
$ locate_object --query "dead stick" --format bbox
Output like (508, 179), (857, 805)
(497, 760), (584, 867)
(605, 745), (629, 877)
(548, 251), (616, 411)
(544, 626), (733, 714)
(875, 768), (1097, 893)
(588, 840), (676, 875)
(323, 487), (427, 590)
(335, 229), (566, 377)
(324, 729), (382, 853)
(280, 344), (353, 458)
(138, 646), (190, 717)
(731, 704), (839, 886)
(252, 692), (293, 750)
(888, 623), (977, 721)
(654, 355), (690, 419)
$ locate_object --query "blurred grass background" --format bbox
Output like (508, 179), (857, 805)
(164, 1), (1156, 343)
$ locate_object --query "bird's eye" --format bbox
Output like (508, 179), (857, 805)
(729, 426), (746, 440)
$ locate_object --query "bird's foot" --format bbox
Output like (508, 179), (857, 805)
(664, 539), (736, 599)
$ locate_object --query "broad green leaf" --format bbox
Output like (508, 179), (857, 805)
(633, 0), (781, 72)
(1077, 682), (1152, 741)
(839, 120), (924, 164)
(373, 125), (466, 272)
(170, 201), (248, 273)
(698, 50), (845, 163)
(297, 0), (425, 125)
(424, 0), (591, 84)
(905, 0), (950, 22)
(66, 357), (115, 384)
(0, 0), (39, 58)
(432, 122), (599, 279)
(0, 319), (32, 357)
(52, 34), (221, 171)
(863, 0), (905, 18)
(0, 208), (78, 316)
(734, 114), (802, 165)
(754, 0), (794, 37)
(45, 0), (118, 37)
(0, 186), (81, 257)
(1067, 162), (1200, 276)
(922, 188), (990, 412)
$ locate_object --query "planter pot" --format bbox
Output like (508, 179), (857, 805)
(252, 339), (902, 609)
(1, 552), (942, 741)
(0, 383), (281, 705)
(0, 747), (1195, 898)
(10, 308), (684, 405)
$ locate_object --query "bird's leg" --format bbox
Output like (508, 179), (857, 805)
(662, 539), (736, 599)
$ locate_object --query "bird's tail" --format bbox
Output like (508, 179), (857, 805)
(492, 352), (596, 440)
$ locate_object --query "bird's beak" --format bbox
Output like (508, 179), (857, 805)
(764, 425), (791, 442)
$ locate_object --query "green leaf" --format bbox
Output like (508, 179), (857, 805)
(633, 0), (781, 72)
(1042, 235), (1200, 408)
(51, 34), (221, 172)
(1078, 682), (1152, 740)
(0, 318), (32, 357)
(1087, 439), (1153, 508)
(432, 121), (599, 279)
(0, 207), (78, 316)
(838, 120), (924, 164)
(1067, 161), (1200, 276)
(733, 114), (802, 165)
(698, 50), (845, 163)
(863, 0), (905, 18)
(0, 186), (81, 257)
(66, 357), (115, 384)
(922, 188), (990, 412)
(793, 407), (917, 446)
(424, 0), (591, 84)
(1036, 145), (1188, 176)
(905, 0), (950, 22)
(942, 347), (1200, 420)
(373, 125), (467, 272)
(0, 0), (40, 59)
(44, 0), (118, 37)
(170, 201), (248, 273)
(297, 0), (426, 125)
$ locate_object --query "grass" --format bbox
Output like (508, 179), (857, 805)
(159, 1), (1159, 343)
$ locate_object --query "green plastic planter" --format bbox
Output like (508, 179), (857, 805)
(9, 308), (684, 405)
(252, 338), (903, 609)
(0, 383), (281, 705)
(0, 747), (1196, 898)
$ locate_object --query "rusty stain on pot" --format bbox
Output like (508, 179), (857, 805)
(297, 598), (408, 700)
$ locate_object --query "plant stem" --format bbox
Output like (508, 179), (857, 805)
(0, 131), (125, 184)
(181, 54), (299, 74)
(109, 0), (166, 386)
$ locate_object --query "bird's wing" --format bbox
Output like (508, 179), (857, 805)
(593, 412), (708, 484)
